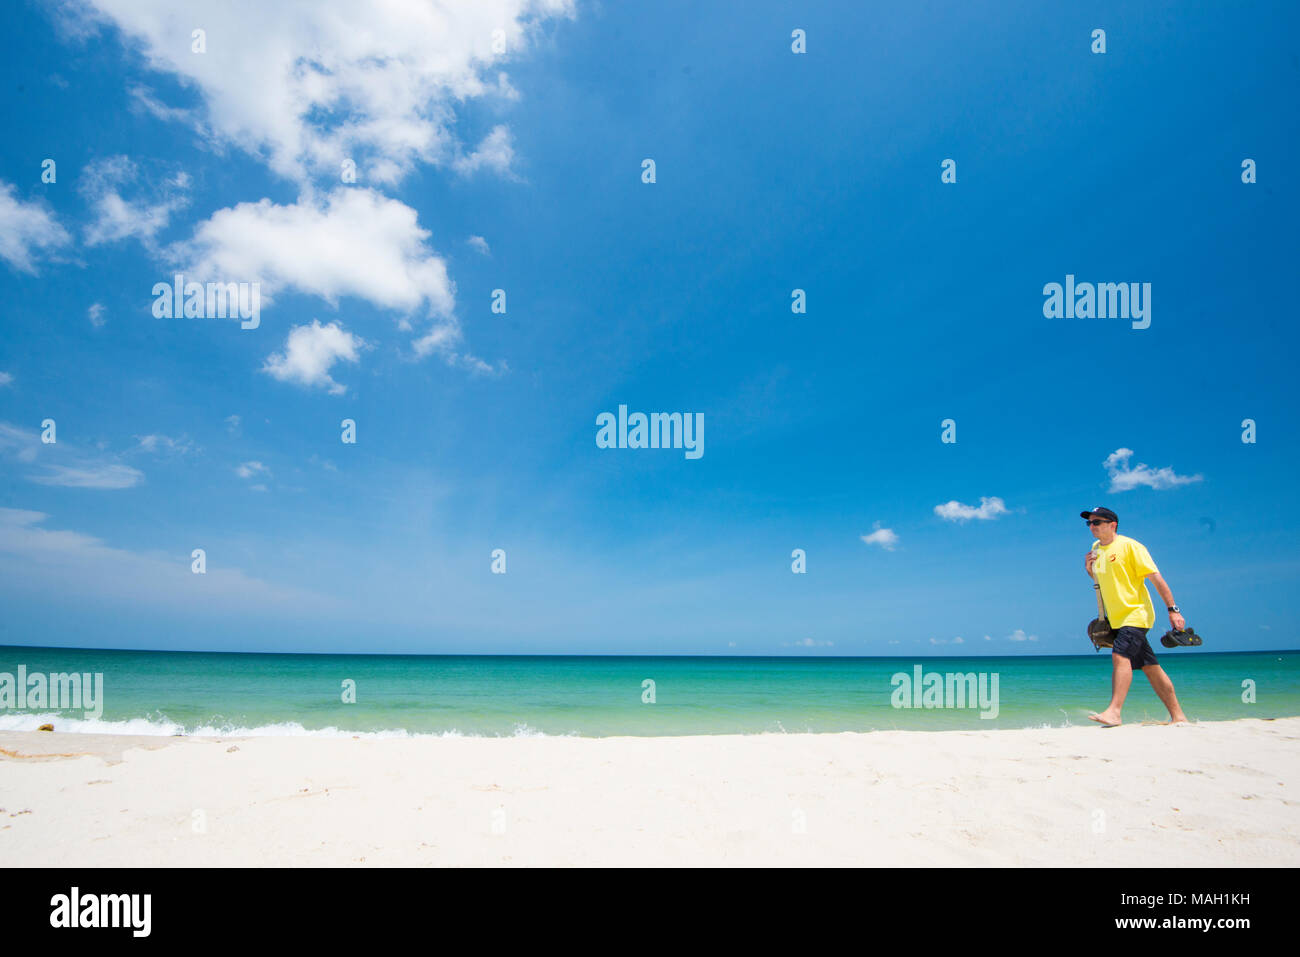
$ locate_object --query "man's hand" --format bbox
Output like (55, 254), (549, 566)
(1148, 573), (1183, 630)
(1084, 550), (1097, 577)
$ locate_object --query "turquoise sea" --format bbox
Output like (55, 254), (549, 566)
(0, 646), (1297, 737)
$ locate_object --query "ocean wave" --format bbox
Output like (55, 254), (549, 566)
(0, 712), (564, 739)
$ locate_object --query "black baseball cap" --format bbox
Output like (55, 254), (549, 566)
(1080, 506), (1118, 523)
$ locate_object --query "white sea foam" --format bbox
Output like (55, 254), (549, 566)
(0, 711), (593, 739)
(0, 712), (483, 739)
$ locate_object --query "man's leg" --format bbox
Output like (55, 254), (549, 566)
(1089, 652), (1133, 726)
(1141, 665), (1188, 724)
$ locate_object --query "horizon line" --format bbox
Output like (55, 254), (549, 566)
(0, 643), (1292, 660)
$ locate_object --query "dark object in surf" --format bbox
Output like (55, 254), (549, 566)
(1160, 626), (1203, 648)
(37, 723), (53, 732)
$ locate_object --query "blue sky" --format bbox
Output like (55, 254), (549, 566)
(0, 0), (1296, 655)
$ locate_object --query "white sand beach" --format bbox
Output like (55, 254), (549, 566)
(2, 718), (1297, 867)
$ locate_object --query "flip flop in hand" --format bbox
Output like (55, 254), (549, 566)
(1159, 626), (1202, 648)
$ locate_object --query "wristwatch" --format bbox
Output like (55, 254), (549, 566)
(1167, 605), (1180, 613)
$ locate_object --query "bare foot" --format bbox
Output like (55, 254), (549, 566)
(1168, 715), (1189, 725)
(1089, 710), (1122, 727)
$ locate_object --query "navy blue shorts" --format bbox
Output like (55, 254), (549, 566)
(1112, 626), (1159, 668)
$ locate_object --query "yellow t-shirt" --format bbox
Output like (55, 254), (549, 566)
(1090, 534), (1159, 629)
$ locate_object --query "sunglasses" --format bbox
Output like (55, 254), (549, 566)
(1085, 519), (1112, 526)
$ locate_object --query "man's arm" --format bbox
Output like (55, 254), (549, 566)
(1147, 572), (1185, 631)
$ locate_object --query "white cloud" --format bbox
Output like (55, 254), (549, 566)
(224, 414), (241, 436)
(0, 372), (12, 387)
(88, 302), (106, 327)
(783, 638), (833, 648)
(860, 522), (899, 551)
(0, 422), (143, 488)
(74, 0), (575, 185)
(934, 496), (1009, 522)
(0, 423), (38, 463)
(175, 188), (472, 360)
(0, 507), (334, 614)
(262, 319), (365, 395)
(127, 84), (207, 130)
(1104, 448), (1202, 493)
(0, 181), (72, 273)
(453, 125), (518, 178)
(62, 2), (572, 369)
(80, 156), (190, 248)
(178, 189), (452, 312)
(32, 464), (144, 489)
(929, 636), (965, 645)
(235, 461), (268, 479)
(412, 323), (459, 359)
(467, 235), (490, 255)
(134, 434), (194, 455)
(1007, 629), (1038, 642)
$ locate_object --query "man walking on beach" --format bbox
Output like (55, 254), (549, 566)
(1081, 507), (1188, 726)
